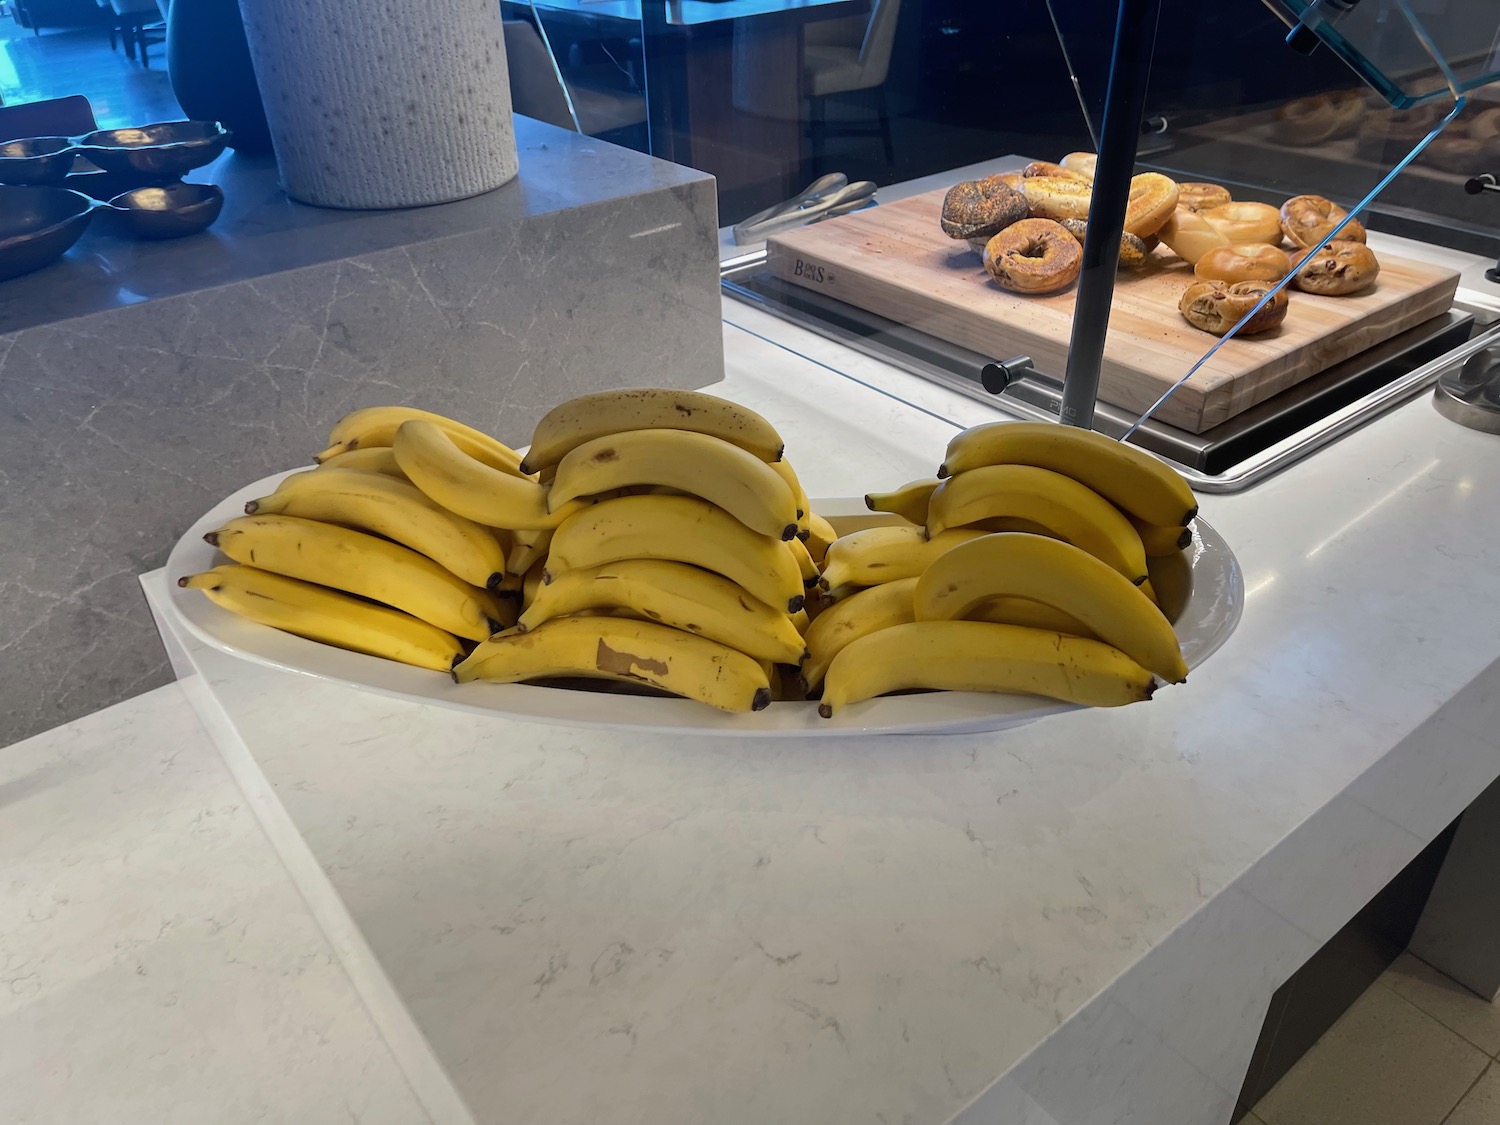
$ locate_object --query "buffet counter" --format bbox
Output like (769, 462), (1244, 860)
(5, 285), (1496, 1124)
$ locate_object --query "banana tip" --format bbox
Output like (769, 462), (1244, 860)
(752, 687), (772, 711)
(936, 465), (951, 479)
(862, 494), (876, 511)
(788, 594), (806, 613)
(176, 575), (191, 588)
(1182, 506), (1199, 528)
(202, 531), (220, 546)
(243, 501), (259, 515)
(780, 524), (798, 541)
(817, 702), (833, 719)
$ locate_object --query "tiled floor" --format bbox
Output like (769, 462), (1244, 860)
(0, 19), (180, 129)
(1254, 953), (1500, 1125)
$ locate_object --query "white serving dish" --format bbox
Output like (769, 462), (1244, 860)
(164, 470), (1243, 737)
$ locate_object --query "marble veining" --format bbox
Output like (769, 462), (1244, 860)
(0, 137), (721, 747)
(139, 310), (1500, 1125)
(0, 684), (435, 1124)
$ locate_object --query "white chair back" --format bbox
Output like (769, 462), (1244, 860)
(857, 0), (902, 87)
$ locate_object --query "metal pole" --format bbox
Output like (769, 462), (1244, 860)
(1058, 0), (1164, 430)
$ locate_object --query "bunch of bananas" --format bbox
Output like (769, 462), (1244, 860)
(457, 390), (832, 712)
(179, 393), (1205, 722)
(812, 421), (1197, 716)
(180, 392), (835, 713)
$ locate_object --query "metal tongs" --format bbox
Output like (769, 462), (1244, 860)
(732, 173), (878, 245)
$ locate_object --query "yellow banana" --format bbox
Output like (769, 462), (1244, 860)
(864, 478), (941, 525)
(522, 388), (785, 475)
(926, 464), (1149, 585)
(545, 494), (805, 613)
(522, 558), (547, 607)
(769, 458), (811, 537)
(818, 526), (987, 591)
(317, 405), (528, 477)
(938, 421), (1197, 527)
(246, 468), (508, 589)
(394, 420), (583, 531)
(546, 429), (799, 540)
(788, 608), (810, 635)
(914, 533), (1187, 682)
(316, 447), (408, 479)
(206, 514), (508, 642)
(786, 535), (820, 587)
(506, 528), (553, 576)
(518, 559), (806, 664)
(179, 565), (466, 672)
(1131, 516), (1193, 557)
(801, 577), (917, 691)
(804, 511), (838, 567)
(971, 596), (1094, 637)
(818, 621), (1156, 716)
(454, 615), (772, 712)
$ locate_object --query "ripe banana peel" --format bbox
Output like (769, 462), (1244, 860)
(818, 525), (987, 591)
(915, 532), (1187, 682)
(865, 477), (941, 526)
(523, 388), (785, 475)
(926, 464), (1149, 585)
(454, 615), (773, 712)
(546, 494), (805, 613)
(547, 429), (799, 540)
(801, 577), (917, 691)
(395, 420), (583, 531)
(207, 513), (507, 642)
(180, 565), (465, 672)
(938, 420), (1197, 527)
(819, 621), (1156, 716)
(318, 405), (528, 478)
(519, 558), (807, 664)
(248, 467), (507, 589)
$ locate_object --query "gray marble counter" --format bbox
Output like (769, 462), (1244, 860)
(0, 117), (712, 336)
(0, 116), (723, 747)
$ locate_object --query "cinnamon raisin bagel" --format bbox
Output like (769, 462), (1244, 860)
(983, 218), (1083, 295)
(1292, 240), (1380, 295)
(1180, 280), (1290, 336)
(1280, 194), (1365, 248)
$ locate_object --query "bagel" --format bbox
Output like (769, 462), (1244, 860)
(1194, 243), (1291, 283)
(1276, 95), (1340, 146)
(1424, 135), (1495, 174)
(1023, 160), (1089, 182)
(1125, 173), (1180, 238)
(1156, 206), (1232, 264)
(940, 175), (1031, 241)
(1058, 218), (1151, 270)
(1292, 239), (1380, 295)
(1021, 175), (1093, 222)
(1061, 152), (1097, 181)
(1178, 182), (1232, 212)
(1280, 194), (1365, 247)
(1200, 201), (1283, 245)
(1328, 90), (1366, 136)
(1179, 280), (1290, 336)
(983, 218), (1083, 295)
(1470, 107), (1500, 143)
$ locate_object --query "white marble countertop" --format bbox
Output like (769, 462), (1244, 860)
(120, 307), (1500, 1125)
(0, 684), (437, 1125)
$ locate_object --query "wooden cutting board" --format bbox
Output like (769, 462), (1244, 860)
(765, 188), (1461, 433)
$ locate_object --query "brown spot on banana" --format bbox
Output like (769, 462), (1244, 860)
(595, 639), (669, 679)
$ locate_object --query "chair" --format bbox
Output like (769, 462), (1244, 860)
(805, 0), (902, 164)
(502, 19), (646, 138)
(103, 0), (165, 65)
(0, 94), (97, 142)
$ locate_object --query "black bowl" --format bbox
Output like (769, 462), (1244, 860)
(0, 185), (95, 281)
(77, 121), (230, 179)
(0, 136), (77, 185)
(107, 182), (225, 239)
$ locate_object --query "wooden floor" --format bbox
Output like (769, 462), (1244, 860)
(0, 16), (181, 130)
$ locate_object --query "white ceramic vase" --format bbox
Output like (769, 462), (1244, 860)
(237, 0), (519, 209)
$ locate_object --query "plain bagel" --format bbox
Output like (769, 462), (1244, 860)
(1194, 243), (1291, 283)
(1200, 201), (1284, 245)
